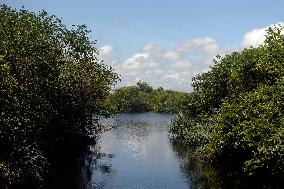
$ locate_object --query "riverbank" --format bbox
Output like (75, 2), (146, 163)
(170, 25), (284, 184)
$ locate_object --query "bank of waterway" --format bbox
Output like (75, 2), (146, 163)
(47, 112), (280, 189)
(48, 113), (193, 188)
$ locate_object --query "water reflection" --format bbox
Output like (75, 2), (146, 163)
(88, 112), (190, 189)
(172, 140), (284, 189)
(171, 141), (222, 189)
(47, 112), (284, 189)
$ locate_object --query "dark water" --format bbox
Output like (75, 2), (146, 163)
(47, 112), (196, 189)
(47, 112), (284, 189)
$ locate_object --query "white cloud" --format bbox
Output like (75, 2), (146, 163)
(99, 37), (225, 91)
(99, 23), (284, 92)
(142, 43), (161, 52)
(241, 22), (284, 48)
(99, 45), (115, 65)
(162, 73), (180, 80)
(171, 60), (192, 70)
(163, 51), (180, 62)
(177, 37), (219, 56)
(100, 45), (113, 55)
(241, 27), (267, 48)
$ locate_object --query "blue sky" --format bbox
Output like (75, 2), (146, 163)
(3, 0), (284, 91)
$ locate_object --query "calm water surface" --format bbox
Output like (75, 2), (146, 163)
(47, 113), (284, 189)
(90, 112), (189, 189)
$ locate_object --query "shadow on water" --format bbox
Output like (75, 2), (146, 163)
(45, 145), (117, 189)
(46, 113), (284, 189)
(171, 141), (284, 189)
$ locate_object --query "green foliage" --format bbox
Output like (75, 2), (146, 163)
(110, 85), (150, 113)
(171, 25), (284, 177)
(170, 113), (215, 147)
(136, 80), (153, 93)
(109, 82), (187, 114)
(206, 80), (284, 175)
(0, 5), (118, 187)
(151, 89), (188, 113)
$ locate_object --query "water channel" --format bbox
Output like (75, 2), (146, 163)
(48, 112), (281, 189)
(92, 112), (188, 188)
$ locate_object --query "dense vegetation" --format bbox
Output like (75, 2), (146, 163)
(109, 81), (188, 113)
(170, 25), (284, 177)
(2, 3), (284, 187)
(0, 5), (118, 188)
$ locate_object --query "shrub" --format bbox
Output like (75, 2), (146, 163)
(206, 79), (284, 175)
(0, 5), (118, 187)
(171, 25), (284, 177)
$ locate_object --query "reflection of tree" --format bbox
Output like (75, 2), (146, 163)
(171, 141), (221, 189)
(46, 150), (93, 189)
(110, 113), (158, 140)
(171, 141), (284, 189)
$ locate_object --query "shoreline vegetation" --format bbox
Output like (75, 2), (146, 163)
(0, 5), (118, 188)
(108, 81), (188, 114)
(1, 4), (284, 188)
(170, 25), (284, 184)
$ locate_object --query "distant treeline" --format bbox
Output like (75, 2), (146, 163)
(109, 81), (188, 114)
(170, 25), (284, 180)
(0, 5), (118, 188)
